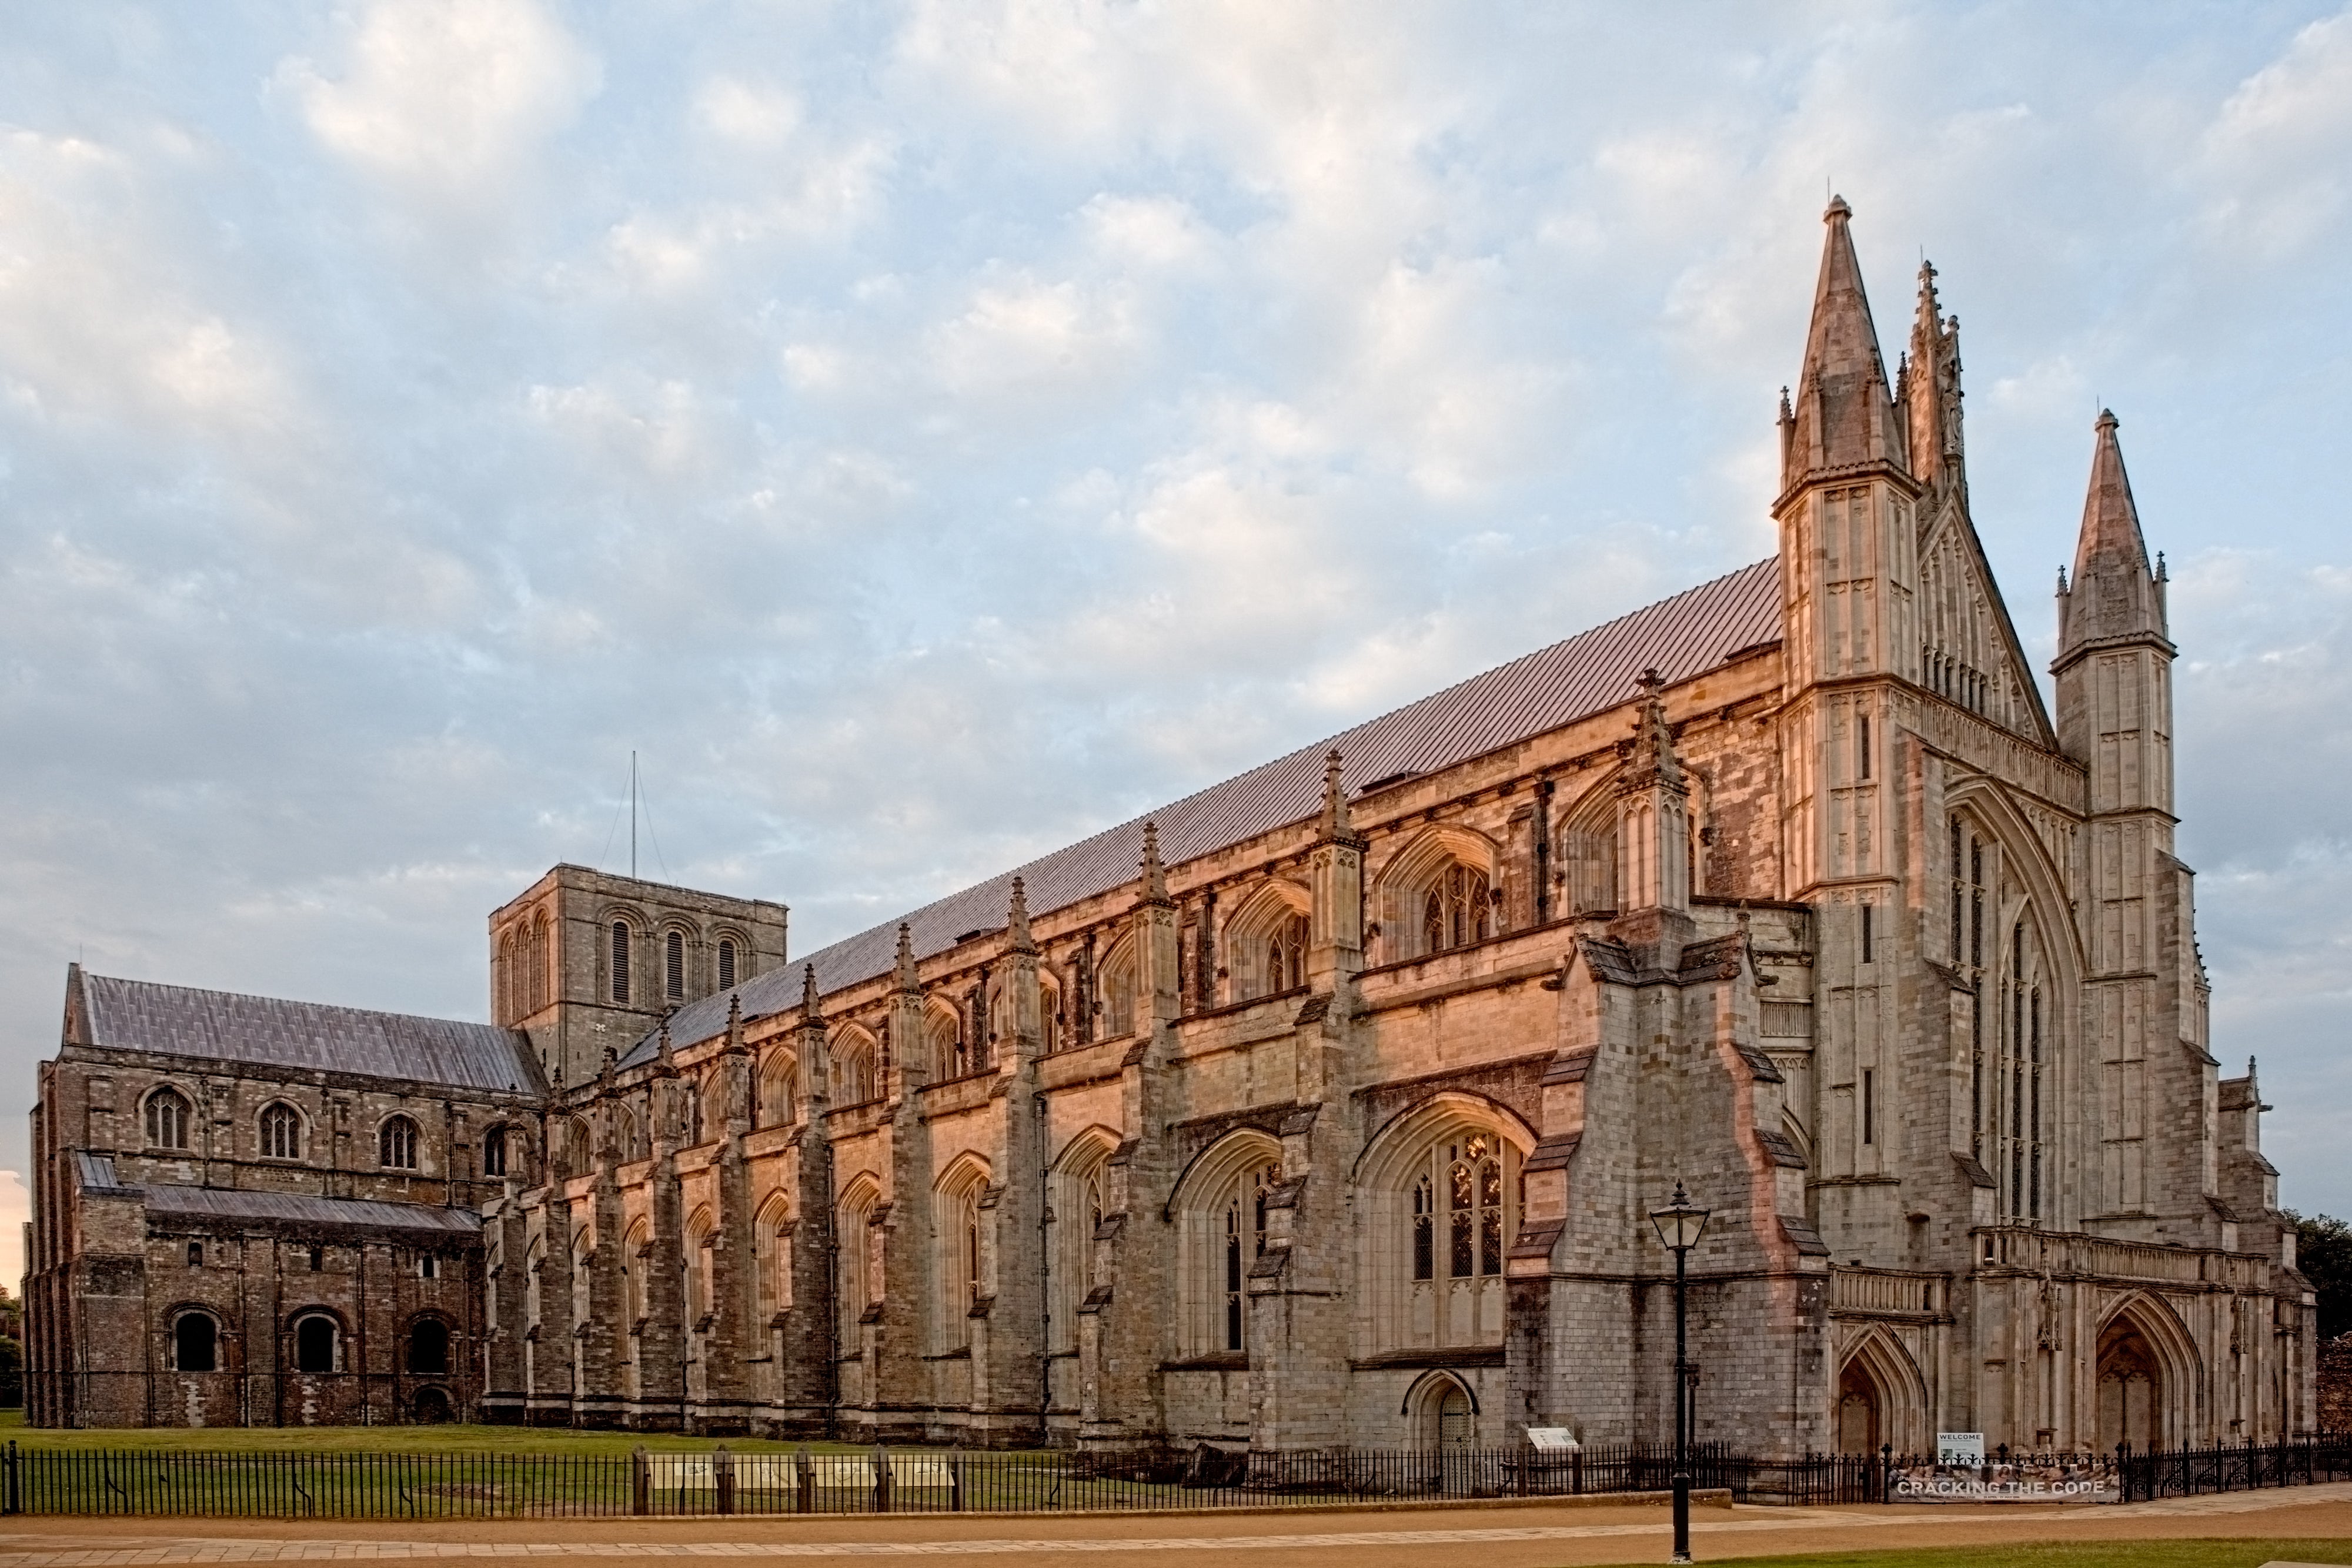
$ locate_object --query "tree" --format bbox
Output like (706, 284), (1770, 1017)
(2287, 1212), (2352, 1343)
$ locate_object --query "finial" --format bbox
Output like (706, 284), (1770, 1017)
(2096, 407), (2119, 433)
(2156, 551), (2167, 582)
(655, 1022), (676, 1075)
(1008, 877), (1035, 951)
(1778, 385), (1792, 423)
(1321, 749), (1352, 837)
(2057, 564), (2069, 593)
(1824, 194), (1850, 222)
(1140, 820), (1168, 900)
(800, 963), (822, 1023)
(725, 992), (743, 1045)
(894, 922), (918, 991)
(1636, 666), (1666, 697)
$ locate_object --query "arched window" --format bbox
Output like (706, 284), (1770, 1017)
(482, 1125), (509, 1178)
(1051, 1134), (1115, 1353)
(1266, 915), (1307, 995)
(610, 920), (632, 1003)
(554, 1117), (591, 1181)
(934, 1163), (991, 1353)
(145, 1087), (192, 1151)
(1171, 1133), (1281, 1357)
(174, 1312), (219, 1373)
(837, 1181), (880, 1345)
(1421, 863), (1491, 955)
(757, 1050), (796, 1128)
(831, 1028), (878, 1105)
(1100, 938), (1137, 1038)
(925, 1001), (968, 1082)
(379, 1115), (419, 1171)
(1039, 978), (1062, 1054)
(717, 937), (739, 992)
(527, 911), (550, 1015)
(292, 1312), (339, 1374)
(753, 1192), (793, 1323)
(259, 1102), (301, 1161)
(685, 1209), (717, 1325)
(1364, 1105), (1525, 1353)
(664, 929), (687, 1002)
(407, 1317), (450, 1375)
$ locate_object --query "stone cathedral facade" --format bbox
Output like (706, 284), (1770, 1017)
(28, 201), (2314, 1451)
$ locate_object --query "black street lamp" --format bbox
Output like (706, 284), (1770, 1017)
(1651, 1181), (1711, 1564)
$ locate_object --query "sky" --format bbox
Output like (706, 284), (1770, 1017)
(4, 1), (2351, 1285)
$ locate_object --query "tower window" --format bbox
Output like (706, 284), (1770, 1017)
(308, 1245), (325, 1272)
(1862, 1068), (1876, 1145)
(611, 921), (632, 1002)
(379, 1115), (419, 1171)
(418, 1252), (439, 1280)
(187, 1241), (205, 1268)
(482, 1125), (509, 1178)
(665, 930), (686, 1002)
(717, 938), (737, 992)
(1858, 714), (1872, 780)
(1860, 904), (1874, 964)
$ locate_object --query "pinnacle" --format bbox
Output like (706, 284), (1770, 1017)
(1785, 196), (1905, 487)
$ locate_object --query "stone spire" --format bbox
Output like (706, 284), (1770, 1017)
(1783, 196), (1907, 492)
(1140, 820), (1169, 903)
(799, 963), (823, 1027)
(1007, 876), (1037, 954)
(1625, 668), (1684, 793)
(2057, 410), (2169, 662)
(724, 992), (744, 1051)
(1319, 750), (1354, 840)
(893, 921), (919, 993)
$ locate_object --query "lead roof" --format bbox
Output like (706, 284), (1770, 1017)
(628, 556), (1783, 1064)
(76, 972), (540, 1096)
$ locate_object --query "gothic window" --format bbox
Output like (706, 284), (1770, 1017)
(482, 1125), (509, 1178)
(757, 1050), (795, 1128)
(407, 1318), (449, 1375)
(1101, 940), (1137, 1038)
(832, 1028), (878, 1105)
(1368, 1109), (1523, 1353)
(145, 1086), (192, 1151)
(1951, 815), (1988, 1161)
(624, 1218), (650, 1323)
(1171, 1133), (1281, 1358)
(610, 921), (632, 1003)
(174, 1312), (218, 1373)
(927, 1002), (970, 1081)
(717, 937), (738, 992)
(686, 1211), (716, 1325)
(1422, 863), (1491, 955)
(292, 1312), (339, 1374)
(1997, 916), (2050, 1223)
(256, 1101), (301, 1161)
(934, 1165), (990, 1353)
(1051, 1136), (1114, 1354)
(664, 930), (687, 1002)
(685, 1081), (704, 1146)
(379, 1115), (419, 1171)
(1040, 979), (1061, 1054)
(527, 911), (550, 1014)
(754, 1193), (792, 1325)
(1264, 914), (1308, 995)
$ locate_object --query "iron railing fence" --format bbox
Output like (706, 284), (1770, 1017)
(5, 1436), (2339, 1518)
(2116, 1435), (2352, 1501)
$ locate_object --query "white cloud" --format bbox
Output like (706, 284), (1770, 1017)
(2197, 8), (2352, 256)
(280, 0), (601, 202)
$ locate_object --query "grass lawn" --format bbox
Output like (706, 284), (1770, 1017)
(1708, 1543), (2352, 1568)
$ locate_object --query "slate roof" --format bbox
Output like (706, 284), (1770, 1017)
(76, 972), (540, 1096)
(136, 1185), (483, 1240)
(629, 557), (1783, 1063)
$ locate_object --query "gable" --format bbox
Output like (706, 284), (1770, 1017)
(1917, 497), (2058, 748)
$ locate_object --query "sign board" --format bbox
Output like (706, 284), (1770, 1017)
(1525, 1427), (1580, 1453)
(1936, 1432), (1984, 1466)
(1890, 1452), (2117, 1505)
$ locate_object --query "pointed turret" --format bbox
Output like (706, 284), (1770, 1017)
(1319, 750), (1354, 840)
(1139, 820), (1168, 904)
(1615, 669), (1691, 915)
(1905, 259), (1966, 502)
(2057, 411), (2168, 663)
(893, 921), (918, 994)
(1007, 876), (1037, 954)
(799, 963), (823, 1026)
(1783, 196), (1908, 493)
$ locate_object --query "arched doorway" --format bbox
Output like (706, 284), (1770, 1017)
(1836, 1359), (1882, 1454)
(412, 1386), (452, 1424)
(2097, 1317), (2163, 1451)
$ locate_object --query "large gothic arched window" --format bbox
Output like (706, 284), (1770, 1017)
(1361, 1102), (1525, 1354)
(1170, 1132), (1281, 1357)
(1421, 864), (1491, 955)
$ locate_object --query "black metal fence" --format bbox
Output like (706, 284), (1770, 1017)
(0, 1436), (2339, 1518)
(2117, 1435), (2352, 1501)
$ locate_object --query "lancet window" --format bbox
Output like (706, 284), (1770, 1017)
(146, 1086), (192, 1151)
(1171, 1133), (1281, 1357)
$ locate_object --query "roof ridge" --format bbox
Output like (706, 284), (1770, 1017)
(83, 971), (514, 1035)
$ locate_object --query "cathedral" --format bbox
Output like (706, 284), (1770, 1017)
(25, 200), (2315, 1453)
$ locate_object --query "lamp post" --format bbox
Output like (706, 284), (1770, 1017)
(1651, 1181), (1710, 1564)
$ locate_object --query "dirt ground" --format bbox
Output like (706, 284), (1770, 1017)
(0, 1482), (2347, 1568)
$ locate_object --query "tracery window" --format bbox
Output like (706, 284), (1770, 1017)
(146, 1086), (192, 1151)
(1221, 1162), (1278, 1352)
(1051, 1139), (1112, 1353)
(1371, 1114), (1522, 1353)
(1171, 1134), (1281, 1358)
(934, 1168), (989, 1352)
(1100, 940), (1137, 1038)
(1264, 914), (1308, 995)
(379, 1115), (419, 1171)
(1952, 816), (1988, 1160)
(259, 1102), (301, 1161)
(1421, 863), (1491, 956)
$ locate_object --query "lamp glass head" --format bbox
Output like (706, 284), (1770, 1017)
(1649, 1181), (1710, 1253)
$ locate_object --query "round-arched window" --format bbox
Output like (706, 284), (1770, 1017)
(407, 1318), (450, 1375)
(292, 1312), (339, 1374)
(174, 1312), (218, 1373)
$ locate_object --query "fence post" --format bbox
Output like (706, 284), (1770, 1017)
(873, 1445), (892, 1514)
(714, 1445), (734, 1517)
(631, 1446), (649, 1517)
(4, 1439), (16, 1517)
(950, 1454), (963, 1513)
(795, 1445), (814, 1515)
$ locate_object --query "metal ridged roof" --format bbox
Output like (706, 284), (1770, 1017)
(633, 557), (1782, 1061)
(136, 1183), (485, 1238)
(79, 972), (540, 1095)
